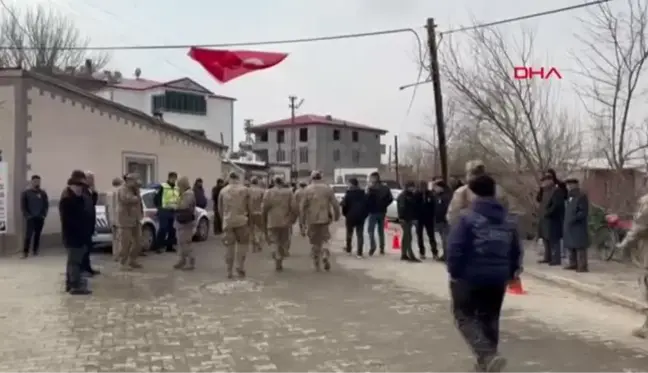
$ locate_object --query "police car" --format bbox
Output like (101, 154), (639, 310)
(92, 187), (212, 251)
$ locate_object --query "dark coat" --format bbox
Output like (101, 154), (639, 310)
(539, 186), (565, 241)
(21, 188), (49, 219)
(563, 188), (590, 249)
(414, 190), (435, 222)
(341, 187), (368, 225)
(366, 184), (393, 215)
(434, 189), (452, 224)
(193, 185), (208, 209)
(397, 190), (417, 222)
(59, 188), (88, 248)
(211, 185), (224, 208)
(81, 187), (98, 240)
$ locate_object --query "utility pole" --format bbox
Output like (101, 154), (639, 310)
(288, 95), (304, 184)
(394, 135), (400, 187)
(427, 18), (448, 182)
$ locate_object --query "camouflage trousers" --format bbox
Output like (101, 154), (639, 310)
(116, 225), (141, 265)
(298, 221), (307, 237)
(249, 214), (265, 252)
(111, 225), (120, 260)
(268, 227), (291, 261)
(307, 223), (331, 263)
(222, 226), (250, 272)
(176, 225), (194, 261)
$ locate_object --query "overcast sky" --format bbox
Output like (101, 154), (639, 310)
(16, 0), (626, 148)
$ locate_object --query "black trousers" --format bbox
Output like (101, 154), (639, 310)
(450, 280), (506, 364)
(23, 217), (45, 254)
(345, 220), (365, 255)
(66, 244), (86, 290)
(213, 211), (223, 234)
(400, 220), (417, 259)
(542, 238), (561, 265)
(415, 218), (437, 256)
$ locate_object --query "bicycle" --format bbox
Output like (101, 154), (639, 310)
(595, 213), (644, 267)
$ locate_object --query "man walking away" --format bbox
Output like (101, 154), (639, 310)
(116, 173), (144, 270)
(193, 178), (208, 209)
(366, 172), (393, 256)
(211, 179), (225, 235)
(248, 177), (266, 253)
(21, 175), (49, 258)
(538, 175), (565, 266)
(154, 172), (179, 253)
(80, 171), (100, 276)
(414, 181), (437, 260)
(397, 181), (421, 263)
(563, 178), (589, 272)
(107, 177), (123, 261)
(219, 172), (253, 279)
(447, 174), (522, 372)
(300, 170), (340, 271)
(341, 178), (368, 258)
(294, 182), (308, 236)
(262, 176), (297, 271)
(174, 177), (197, 270)
(433, 180), (452, 261)
(60, 177), (91, 295)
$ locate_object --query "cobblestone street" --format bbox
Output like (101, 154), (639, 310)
(0, 228), (648, 372)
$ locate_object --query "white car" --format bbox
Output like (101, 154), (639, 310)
(385, 189), (402, 222)
(92, 188), (212, 251)
(331, 184), (347, 204)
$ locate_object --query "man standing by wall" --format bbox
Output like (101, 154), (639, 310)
(563, 178), (589, 272)
(154, 172), (179, 253)
(80, 171), (99, 276)
(60, 176), (92, 295)
(116, 173), (143, 270)
(366, 172), (393, 256)
(106, 177), (123, 261)
(21, 175), (49, 258)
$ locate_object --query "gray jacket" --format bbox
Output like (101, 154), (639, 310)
(21, 188), (49, 219)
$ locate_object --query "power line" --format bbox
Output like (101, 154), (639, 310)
(440, 0), (612, 36)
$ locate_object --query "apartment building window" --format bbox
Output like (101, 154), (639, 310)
(299, 147), (309, 163)
(352, 150), (360, 164)
(257, 131), (268, 142)
(352, 131), (359, 142)
(333, 129), (340, 141)
(151, 91), (207, 116)
(276, 149), (286, 162)
(333, 149), (341, 162)
(299, 128), (308, 142)
(256, 149), (269, 162)
(276, 130), (285, 144)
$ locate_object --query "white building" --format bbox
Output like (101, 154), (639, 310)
(94, 69), (235, 150)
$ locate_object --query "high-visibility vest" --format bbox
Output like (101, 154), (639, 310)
(161, 182), (180, 208)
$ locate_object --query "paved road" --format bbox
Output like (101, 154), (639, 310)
(0, 229), (647, 372)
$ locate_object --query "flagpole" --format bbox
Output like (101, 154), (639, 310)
(288, 96), (304, 184)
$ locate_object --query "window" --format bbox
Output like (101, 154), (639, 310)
(257, 131), (268, 142)
(151, 91), (207, 116)
(299, 147), (309, 163)
(333, 149), (340, 162)
(276, 130), (285, 144)
(141, 191), (155, 209)
(124, 156), (156, 186)
(299, 128), (308, 142)
(276, 149), (286, 162)
(352, 131), (359, 142)
(333, 129), (340, 141)
(255, 149), (268, 162)
(352, 150), (360, 164)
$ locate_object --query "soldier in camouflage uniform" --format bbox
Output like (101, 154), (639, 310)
(218, 172), (253, 279)
(300, 171), (340, 271)
(262, 176), (298, 271)
(616, 193), (648, 339)
(248, 177), (266, 253)
(294, 182), (308, 237)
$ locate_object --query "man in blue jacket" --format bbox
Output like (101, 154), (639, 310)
(447, 174), (522, 372)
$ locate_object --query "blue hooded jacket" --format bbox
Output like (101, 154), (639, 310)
(446, 197), (522, 285)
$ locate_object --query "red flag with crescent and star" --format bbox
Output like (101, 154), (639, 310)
(188, 47), (288, 83)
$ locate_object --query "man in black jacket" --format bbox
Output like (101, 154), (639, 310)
(211, 179), (225, 234)
(414, 181), (438, 260)
(193, 178), (208, 209)
(60, 177), (91, 295)
(341, 178), (368, 258)
(397, 181), (421, 262)
(538, 175), (565, 266)
(79, 171), (99, 276)
(366, 172), (393, 256)
(21, 175), (49, 258)
(433, 180), (452, 261)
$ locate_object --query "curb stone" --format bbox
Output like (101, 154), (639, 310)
(525, 268), (645, 313)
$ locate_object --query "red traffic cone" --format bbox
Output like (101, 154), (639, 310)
(391, 233), (401, 251)
(507, 278), (527, 295)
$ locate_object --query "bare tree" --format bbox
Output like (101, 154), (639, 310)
(433, 27), (582, 211)
(574, 0), (648, 169)
(0, 4), (110, 71)
(401, 140), (435, 180)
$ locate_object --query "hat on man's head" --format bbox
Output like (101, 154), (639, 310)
(310, 170), (322, 180)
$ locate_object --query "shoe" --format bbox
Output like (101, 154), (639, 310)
(379, 248), (385, 255)
(139, 252), (147, 257)
(632, 327), (647, 339)
(32, 251), (39, 256)
(21, 253), (27, 259)
(537, 259), (549, 264)
(323, 258), (331, 271)
(166, 247), (176, 253)
(314, 260), (321, 272)
(69, 288), (92, 295)
(128, 262), (143, 269)
(564, 265), (577, 270)
(173, 260), (186, 270)
(400, 257), (410, 261)
(355, 254), (364, 259)
(275, 259), (283, 272)
(437, 255), (446, 262)
(549, 262), (561, 266)
(432, 254), (440, 261)
(484, 355), (506, 372)
(344, 247), (351, 254)
(183, 258), (195, 271)
(420, 254), (426, 260)
(236, 269), (246, 278)
(368, 248), (376, 256)
(576, 268), (589, 273)
(227, 272), (234, 279)
(408, 257), (422, 263)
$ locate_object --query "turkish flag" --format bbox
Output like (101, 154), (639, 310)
(188, 47), (288, 83)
